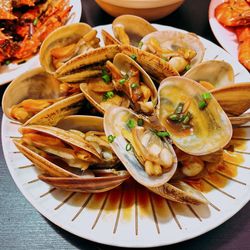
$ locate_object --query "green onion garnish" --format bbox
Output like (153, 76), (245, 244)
(126, 143), (132, 151)
(131, 83), (138, 89)
(5, 60), (11, 65)
(107, 135), (116, 143)
(137, 118), (144, 126)
(168, 114), (180, 122)
(202, 92), (212, 100)
(182, 112), (192, 124)
(127, 119), (136, 129)
(138, 41), (143, 49)
(103, 91), (114, 100)
(174, 102), (184, 114)
(102, 74), (110, 83)
(130, 54), (137, 60)
(119, 79), (126, 85)
(185, 64), (191, 71)
(156, 131), (170, 137)
(33, 18), (38, 26)
(198, 100), (207, 110)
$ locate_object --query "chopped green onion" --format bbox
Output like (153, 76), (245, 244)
(102, 74), (110, 83)
(156, 131), (170, 137)
(202, 92), (212, 100)
(107, 135), (116, 143)
(130, 54), (137, 60)
(103, 91), (114, 100)
(131, 83), (138, 89)
(5, 60), (11, 65)
(168, 114), (180, 122)
(182, 112), (192, 125)
(119, 79), (126, 85)
(198, 100), (207, 110)
(174, 102), (184, 114)
(138, 41), (143, 49)
(126, 143), (132, 151)
(162, 57), (169, 61)
(185, 64), (191, 71)
(127, 119), (136, 129)
(137, 118), (144, 126)
(33, 18), (38, 26)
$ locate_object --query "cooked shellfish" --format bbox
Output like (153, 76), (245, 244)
(40, 23), (100, 74)
(141, 30), (205, 74)
(157, 76), (233, 155)
(2, 67), (84, 125)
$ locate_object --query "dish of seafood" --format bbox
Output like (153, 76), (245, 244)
(209, 0), (250, 70)
(2, 15), (250, 247)
(0, 0), (82, 85)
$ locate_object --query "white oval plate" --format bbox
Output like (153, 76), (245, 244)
(0, 0), (82, 85)
(208, 0), (239, 59)
(2, 24), (250, 248)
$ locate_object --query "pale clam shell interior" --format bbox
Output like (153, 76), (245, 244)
(104, 106), (177, 188)
(157, 76), (233, 155)
(184, 60), (235, 88)
(141, 30), (205, 67)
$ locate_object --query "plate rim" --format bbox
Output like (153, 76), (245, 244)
(2, 23), (250, 247)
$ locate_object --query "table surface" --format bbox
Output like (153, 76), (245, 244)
(1, 0), (250, 249)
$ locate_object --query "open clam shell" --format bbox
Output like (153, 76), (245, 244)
(112, 15), (157, 46)
(80, 53), (157, 115)
(184, 60), (235, 88)
(121, 45), (179, 83)
(14, 115), (129, 192)
(2, 67), (84, 126)
(38, 169), (130, 193)
(211, 82), (250, 125)
(141, 30), (205, 73)
(55, 45), (121, 82)
(40, 23), (99, 74)
(101, 29), (121, 46)
(104, 106), (178, 188)
(157, 76), (233, 155)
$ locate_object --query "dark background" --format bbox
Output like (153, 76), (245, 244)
(1, 0), (250, 249)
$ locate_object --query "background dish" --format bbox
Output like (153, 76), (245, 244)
(208, 0), (238, 59)
(0, 0), (82, 86)
(2, 24), (250, 248)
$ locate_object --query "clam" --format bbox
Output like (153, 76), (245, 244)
(55, 45), (121, 83)
(211, 82), (250, 125)
(2, 67), (84, 126)
(141, 30), (205, 74)
(101, 29), (121, 46)
(157, 76), (232, 155)
(40, 23), (100, 74)
(121, 45), (179, 83)
(184, 60), (235, 89)
(104, 106), (177, 188)
(14, 115), (129, 193)
(112, 15), (157, 46)
(80, 53), (157, 115)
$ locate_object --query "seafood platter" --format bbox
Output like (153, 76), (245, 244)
(0, 0), (82, 84)
(2, 14), (250, 247)
(209, 0), (250, 70)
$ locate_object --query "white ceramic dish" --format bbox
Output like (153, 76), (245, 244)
(208, 0), (238, 59)
(0, 0), (82, 85)
(2, 24), (250, 248)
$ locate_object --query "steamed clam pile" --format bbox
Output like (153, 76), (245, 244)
(3, 15), (250, 205)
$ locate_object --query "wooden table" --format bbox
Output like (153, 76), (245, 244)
(1, 0), (250, 249)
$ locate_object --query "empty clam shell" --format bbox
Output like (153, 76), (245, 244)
(184, 60), (235, 88)
(157, 76), (232, 155)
